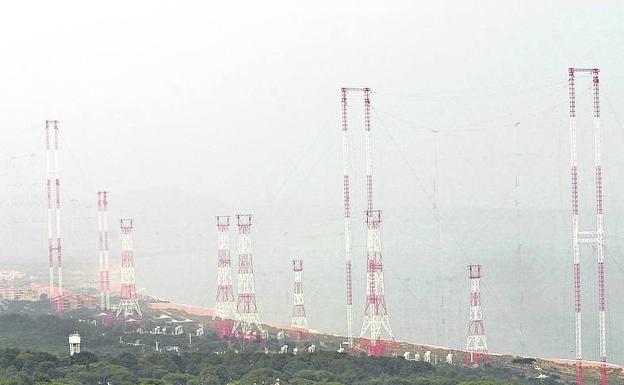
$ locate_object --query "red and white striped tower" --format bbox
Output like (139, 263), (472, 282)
(341, 87), (393, 353)
(116, 219), (142, 320)
(568, 67), (607, 385)
(231, 214), (262, 335)
(291, 259), (307, 329)
(45, 120), (64, 312)
(214, 216), (236, 320)
(97, 192), (111, 310)
(360, 209), (393, 356)
(466, 264), (488, 366)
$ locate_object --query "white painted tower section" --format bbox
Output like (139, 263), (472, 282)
(214, 216), (236, 320)
(116, 219), (142, 319)
(45, 120), (63, 301)
(231, 214), (262, 334)
(291, 259), (308, 328)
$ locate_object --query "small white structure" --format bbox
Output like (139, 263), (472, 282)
(446, 353), (453, 364)
(277, 331), (285, 340)
(424, 351), (431, 363)
(68, 333), (81, 356)
(414, 352), (421, 361)
(196, 324), (204, 336)
(292, 347), (298, 355)
(279, 345), (289, 354)
(173, 326), (183, 335)
(403, 352), (412, 360)
(307, 344), (316, 353)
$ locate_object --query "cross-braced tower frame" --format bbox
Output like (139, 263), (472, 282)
(97, 191), (111, 311)
(291, 259), (308, 329)
(568, 67), (607, 385)
(232, 214), (262, 335)
(116, 219), (142, 320)
(45, 120), (64, 312)
(360, 209), (393, 354)
(214, 215), (236, 320)
(341, 87), (393, 352)
(466, 264), (488, 366)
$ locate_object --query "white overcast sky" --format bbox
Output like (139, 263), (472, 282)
(1, 0), (623, 211)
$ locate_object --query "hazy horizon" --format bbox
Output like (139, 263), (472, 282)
(1, 0), (624, 366)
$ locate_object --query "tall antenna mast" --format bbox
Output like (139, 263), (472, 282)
(340, 88), (354, 347)
(97, 191), (111, 310)
(214, 216), (236, 320)
(362, 89), (393, 352)
(232, 214), (262, 335)
(466, 264), (488, 366)
(341, 87), (393, 354)
(568, 67), (608, 385)
(432, 129), (441, 244)
(432, 128), (447, 346)
(513, 121), (527, 355)
(291, 259), (308, 328)
(45, 120), (63, 312)
(116, 219), (142, 320)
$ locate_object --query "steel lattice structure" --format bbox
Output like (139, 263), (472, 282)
(341, 87), (393, 353)
(45, 120), (64, 312)
(568, 67), (607, 385)
(116, 219), (142, 320)
(466, 264), (488, 366)
(291, 259), (308, 328)
(360, 209), (392, 353)
(97, 191), (111, 310)
(214, 215), (236, 320)
(231, 214), (262, 335)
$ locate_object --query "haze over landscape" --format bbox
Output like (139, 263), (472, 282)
(1, 0), (624, 368)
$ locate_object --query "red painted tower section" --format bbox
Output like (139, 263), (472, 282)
(45, 120), (64, 312)
(116, 219), (142, 321)
(466, 265), (489, 366)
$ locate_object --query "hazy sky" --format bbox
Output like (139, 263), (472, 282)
(1, 1), (622, 210)
(1, 0), (624, 363)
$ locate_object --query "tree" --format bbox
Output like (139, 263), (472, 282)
(70, 351), (99, 370)
(240, 368), (284, 385)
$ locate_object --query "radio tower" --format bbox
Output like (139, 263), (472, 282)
(97, 192), (111, 310)
(568, 67), (607, 385)
(361, 209), (393, 355)
(341, 87), (393, 354)
(231, 214), (262, 335)
(214, 216), (236, 320)
(291, 259), (308, 328)
(466, 264), (488, 366)
(45, 120), (64, 312)
(116, 219), (142, 320)
(340, 88), (354, 347)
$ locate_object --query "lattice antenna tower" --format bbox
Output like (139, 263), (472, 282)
(116, 219), (142, 319)
(466, 264), (488, 366)
(568, 67), (607, 385)
(231, 214), (262, 334)
(45, 120), (64, 311)
(341, 87), (393, 350)
(214, 216), (237, 320)
(97, 191), (111, 310)
(360, 209), (393, 352)
(291, 259), (308, 328)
